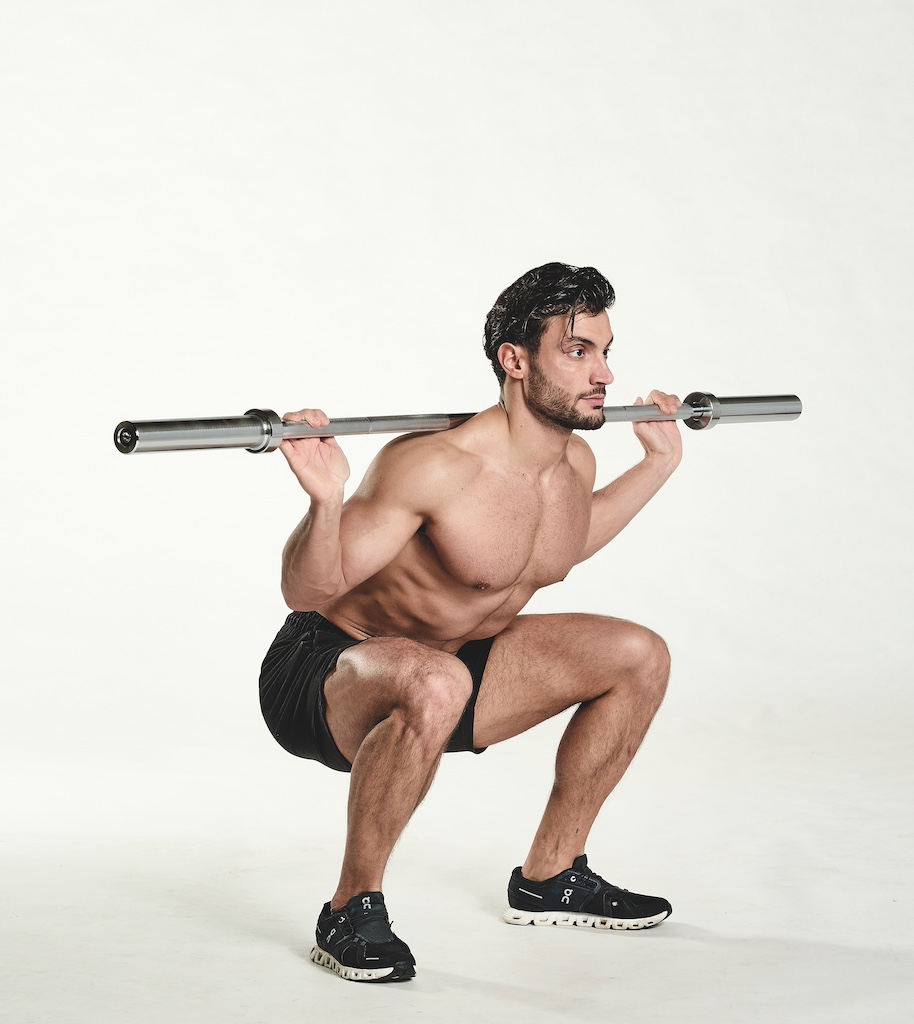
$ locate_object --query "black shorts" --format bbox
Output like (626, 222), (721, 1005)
(259, 610), (495, 773)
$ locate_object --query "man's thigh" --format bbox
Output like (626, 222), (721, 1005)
(325, 636), (473, 763)
(472, 612), (665, 749)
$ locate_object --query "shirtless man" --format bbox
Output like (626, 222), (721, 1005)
(259, 262), (681, 983)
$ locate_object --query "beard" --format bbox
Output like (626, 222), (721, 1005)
(526, 361), (605, 431)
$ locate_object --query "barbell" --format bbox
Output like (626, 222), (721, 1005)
(113, 392), (801, 455)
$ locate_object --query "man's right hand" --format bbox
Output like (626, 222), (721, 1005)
(279, 408), (351, 504)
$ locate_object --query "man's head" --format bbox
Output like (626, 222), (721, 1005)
(483, 262), (615, 387)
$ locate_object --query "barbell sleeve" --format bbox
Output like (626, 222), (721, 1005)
(113, 392), (801, 454)
(603, 393), (803, 430)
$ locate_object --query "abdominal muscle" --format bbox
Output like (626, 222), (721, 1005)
(318, 525), (549, 651)
(320, 564), (536, 652)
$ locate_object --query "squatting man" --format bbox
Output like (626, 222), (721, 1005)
(260, 262), (681, 982)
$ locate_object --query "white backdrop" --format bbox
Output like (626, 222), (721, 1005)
(2, 2), (912, 1022)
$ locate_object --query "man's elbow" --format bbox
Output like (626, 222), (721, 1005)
(282, 591), (318, 612)
(281, 576), (347, 611)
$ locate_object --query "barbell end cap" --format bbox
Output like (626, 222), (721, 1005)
(114, 421), (138, 453)
(243, 409), (284, 453)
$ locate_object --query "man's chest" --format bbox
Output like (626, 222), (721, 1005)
(420, 478), (592, 591)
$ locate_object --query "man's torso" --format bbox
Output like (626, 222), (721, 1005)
(322, 410), (595, 649)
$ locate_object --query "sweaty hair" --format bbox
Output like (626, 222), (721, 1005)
(483, 262), (615, 385)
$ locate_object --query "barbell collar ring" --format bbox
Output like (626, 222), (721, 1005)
(683, 391), (720, 430)
(243, 408), (284, 453)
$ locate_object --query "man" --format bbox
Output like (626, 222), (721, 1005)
(260, 262), (681, 983)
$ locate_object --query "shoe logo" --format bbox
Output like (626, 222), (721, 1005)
(362, 897), (372, 911)
(562, 888), (574, 905)
(328, 927), (336, 939)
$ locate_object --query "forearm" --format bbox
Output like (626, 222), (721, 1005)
(580, 453), (678, 561)
(281, 492), (347, 609)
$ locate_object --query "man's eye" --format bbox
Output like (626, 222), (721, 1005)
(570, 349), (585, 358)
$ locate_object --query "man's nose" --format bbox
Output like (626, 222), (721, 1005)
(593, 359), (613, 386)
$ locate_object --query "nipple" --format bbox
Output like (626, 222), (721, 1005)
(473, 582), (490, 591)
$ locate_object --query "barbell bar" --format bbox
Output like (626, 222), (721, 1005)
(112, 391), (802, 455)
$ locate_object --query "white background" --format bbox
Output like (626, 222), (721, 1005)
(2, 2), (912, 1021)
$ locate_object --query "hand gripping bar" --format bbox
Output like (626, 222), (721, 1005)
(113, 392), (802, 455)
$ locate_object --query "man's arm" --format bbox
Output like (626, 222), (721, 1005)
(577, 390), (682, 563)
(278, 408), (449, 610)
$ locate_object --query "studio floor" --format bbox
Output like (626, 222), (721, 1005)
(4, 714), (911, 1024)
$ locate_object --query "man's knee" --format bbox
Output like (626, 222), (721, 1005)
(386, 643), (473, 742)
(631, 624), (670, 670)
(588, 619), (669, 702)
(620, 624), (670, 700)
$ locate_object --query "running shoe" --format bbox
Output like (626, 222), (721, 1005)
(310, 891), (416, 982)
(503, 855), (672, 930)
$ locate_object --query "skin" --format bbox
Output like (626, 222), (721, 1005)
(279, 310), (682, 911)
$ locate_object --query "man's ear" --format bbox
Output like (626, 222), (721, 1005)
(498, 342), (527, 380)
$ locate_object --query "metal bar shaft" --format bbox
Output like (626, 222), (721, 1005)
(113, 392), (801, 454)
(281, 413), (476, 439)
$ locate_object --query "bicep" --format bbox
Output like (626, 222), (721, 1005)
(577, 489), (614, 564)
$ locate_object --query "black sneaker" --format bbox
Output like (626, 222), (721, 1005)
(503, 855), (672, 930)
(310, 892), (416, 982)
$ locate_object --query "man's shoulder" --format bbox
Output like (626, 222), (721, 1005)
(361, 421), (485, 502)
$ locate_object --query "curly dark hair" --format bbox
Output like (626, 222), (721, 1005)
(483, 262), (615, 385)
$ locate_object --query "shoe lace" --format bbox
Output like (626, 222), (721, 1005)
(578, 865), (627, 893)
(351, 904), (395, 943)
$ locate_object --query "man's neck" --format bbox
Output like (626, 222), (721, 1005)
(495, 394), (574, 475)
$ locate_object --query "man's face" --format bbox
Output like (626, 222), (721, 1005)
(524, 310), (614, 431)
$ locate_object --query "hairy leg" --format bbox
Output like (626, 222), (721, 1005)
(473, 613), (670, 879)
(323, 639), (472, 910)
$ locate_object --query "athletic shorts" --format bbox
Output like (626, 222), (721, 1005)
(259, 610), (496, 773)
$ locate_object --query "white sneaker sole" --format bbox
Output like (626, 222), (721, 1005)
(502, 908), (670, 930)
(310, 945), (401, 982)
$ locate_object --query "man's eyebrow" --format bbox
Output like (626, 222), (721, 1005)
(566, 335), (614, 348)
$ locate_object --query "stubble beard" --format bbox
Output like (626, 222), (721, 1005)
(526, 361), (605, 432)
